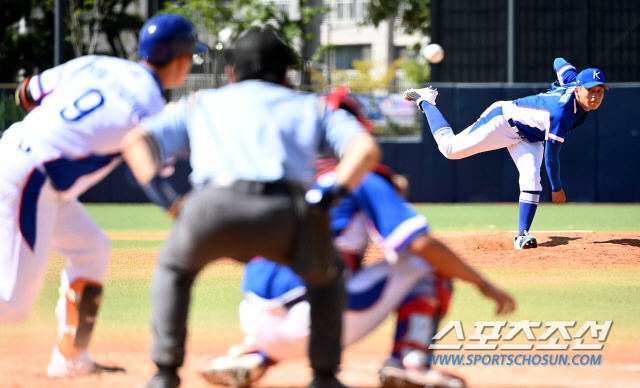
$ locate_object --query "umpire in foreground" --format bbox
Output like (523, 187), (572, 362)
(121, 28), (381, 388)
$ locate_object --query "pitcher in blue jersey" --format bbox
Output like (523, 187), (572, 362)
(404, 58), (608, 249)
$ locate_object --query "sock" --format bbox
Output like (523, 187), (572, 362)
(518, 191), (540, 235)
(420, 101), (452, 138)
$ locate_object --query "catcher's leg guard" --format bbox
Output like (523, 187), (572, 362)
(392, 276), (452, 359)
(56, 278), (103, 357)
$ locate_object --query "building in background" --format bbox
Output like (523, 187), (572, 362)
(170, 0), (426, 131)
(317, 0), (422, 90)
(247, 0), (423, 90)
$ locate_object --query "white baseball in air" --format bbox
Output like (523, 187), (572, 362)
(423, 43), (444, 64)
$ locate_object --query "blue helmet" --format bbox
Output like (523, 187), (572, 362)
(138, 13), (208, 65)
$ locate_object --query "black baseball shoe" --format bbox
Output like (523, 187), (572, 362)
(308, 371), (349, 388)
(144, 368), (181, 388)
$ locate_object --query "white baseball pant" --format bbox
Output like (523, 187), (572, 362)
(237, 255), (433, 361)
(434, 101), (544, 191)
(0, 143), (111, 326)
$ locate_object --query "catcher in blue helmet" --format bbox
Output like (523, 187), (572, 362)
(6, 13), (206, 380)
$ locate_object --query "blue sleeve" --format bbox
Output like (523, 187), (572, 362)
(545, 141), (563, 192)
(321, 106), (366, 158)
(330, 194), (359, 236)
(140, 97), (191, 162)
(553, 58), (577, 85)
(241, 258), (305, 299)
(547, 102), (574, 144)
(353, 173), (428, 253)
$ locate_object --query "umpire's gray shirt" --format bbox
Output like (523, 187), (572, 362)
(141, 80), (365, 187)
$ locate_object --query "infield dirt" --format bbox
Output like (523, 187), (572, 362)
(1, 231), (638, 388)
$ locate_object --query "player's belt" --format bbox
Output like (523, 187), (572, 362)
(507, 118), (526, 140)
(283, 293), (308, 310)
(207, 178), (291, 195)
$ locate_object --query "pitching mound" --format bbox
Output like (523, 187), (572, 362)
(434, 230), (640, 268)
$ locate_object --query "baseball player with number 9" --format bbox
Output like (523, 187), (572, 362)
(404, 58), (608, 249)
(0, 14), (205, 377)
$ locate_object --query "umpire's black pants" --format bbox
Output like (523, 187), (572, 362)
(150, 180), (345, 374)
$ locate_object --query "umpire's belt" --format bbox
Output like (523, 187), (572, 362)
(508, 118), (526, 140)
(208, 178), (292, 195)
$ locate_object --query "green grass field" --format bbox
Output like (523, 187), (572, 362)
(412, 203), (640, 231)
(84, 203), (640, 232)
(2, 203), (639, 350)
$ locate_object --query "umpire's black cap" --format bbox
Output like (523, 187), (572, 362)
(226, 27), (297, 83)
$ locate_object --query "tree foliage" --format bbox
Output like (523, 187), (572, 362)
(0, 0), (54, 81)
(0, 0), (142, 82)
(161, 0), (328, 62)
(366, 1), (433, 85)
(367, 0), (430, 35)
(68, 0), (143, 57)
(401, 57), (430, 84)
(332, 58), (404, 94)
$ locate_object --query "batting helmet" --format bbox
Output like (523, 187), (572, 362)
(138, 13), (208, 65)
(325, 86), (375, 133)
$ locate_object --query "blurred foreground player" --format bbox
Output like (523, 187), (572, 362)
(121, 29), (381, 388)
(0, 14), (204, 377)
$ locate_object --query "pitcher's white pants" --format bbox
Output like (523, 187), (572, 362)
(435, 101), (544, 191)
(237, 256), (433, 361)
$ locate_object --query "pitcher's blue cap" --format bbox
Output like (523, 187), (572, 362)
(576, 68), (609, 90)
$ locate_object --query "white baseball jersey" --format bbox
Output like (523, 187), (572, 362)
(5, 55), (165, 200)
(0, 55), (164, 324)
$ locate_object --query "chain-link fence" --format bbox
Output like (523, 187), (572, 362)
(169, 73), (422, 140)
(431, 0), (640, 83)
(1, 76), (422, 141)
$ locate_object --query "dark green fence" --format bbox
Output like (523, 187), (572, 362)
(431, 0), (640, 83)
